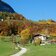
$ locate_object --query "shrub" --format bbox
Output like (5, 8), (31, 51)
(20, 28), (31, 45)
(33, 38), (41, 46)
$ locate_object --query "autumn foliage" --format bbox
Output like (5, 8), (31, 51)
(0, 12), (56, 37)
(20, 28), (31, 45)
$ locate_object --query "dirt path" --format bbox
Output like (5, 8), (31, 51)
(11, 45), (27, 56)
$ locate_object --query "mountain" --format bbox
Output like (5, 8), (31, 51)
(0, 12), (56, 37)
(0, 12), (30, 35)
(0, 1), (56, 36)
(0, 0), (15, 13)
(31, 20), (56, 36)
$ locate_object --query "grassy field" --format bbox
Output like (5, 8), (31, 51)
(0, 36), (20, 56)
(23, 44), (56, 56)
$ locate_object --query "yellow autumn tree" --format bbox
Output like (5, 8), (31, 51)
(20, 28), (31, 45)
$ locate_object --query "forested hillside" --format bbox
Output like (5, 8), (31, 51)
(0, 12), (56, 36)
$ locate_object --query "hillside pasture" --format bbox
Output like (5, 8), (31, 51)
(23, 44), (56, 56)
(0, 36), (20, 56)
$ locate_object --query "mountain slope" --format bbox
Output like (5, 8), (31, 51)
(0, 0), (15, 13)
(0, 12), (56, 36)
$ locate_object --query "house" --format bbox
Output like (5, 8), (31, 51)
(31, 33), (47, 44)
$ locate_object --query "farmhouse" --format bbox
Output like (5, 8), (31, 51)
(32, 33), (47, 44)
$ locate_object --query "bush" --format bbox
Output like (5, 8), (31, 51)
(33, 38), (41, 46)
(20, 28), (31, 45)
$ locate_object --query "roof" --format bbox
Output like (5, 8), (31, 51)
(33, 33), (47, 37)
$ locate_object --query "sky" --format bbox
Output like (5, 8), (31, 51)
(2, 0), (56, 21)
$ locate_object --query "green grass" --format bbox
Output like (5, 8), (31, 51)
(23, 44), (56, 56)
(0, 36), (20, 56)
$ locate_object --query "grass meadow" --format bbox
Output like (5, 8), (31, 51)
(23, 44), (56, 56)
(0, 36), (20, 56)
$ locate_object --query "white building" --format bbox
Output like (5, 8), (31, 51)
(33, 34), (47, 44)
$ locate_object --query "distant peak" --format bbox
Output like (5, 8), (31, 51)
(0, 0), (15, 13)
